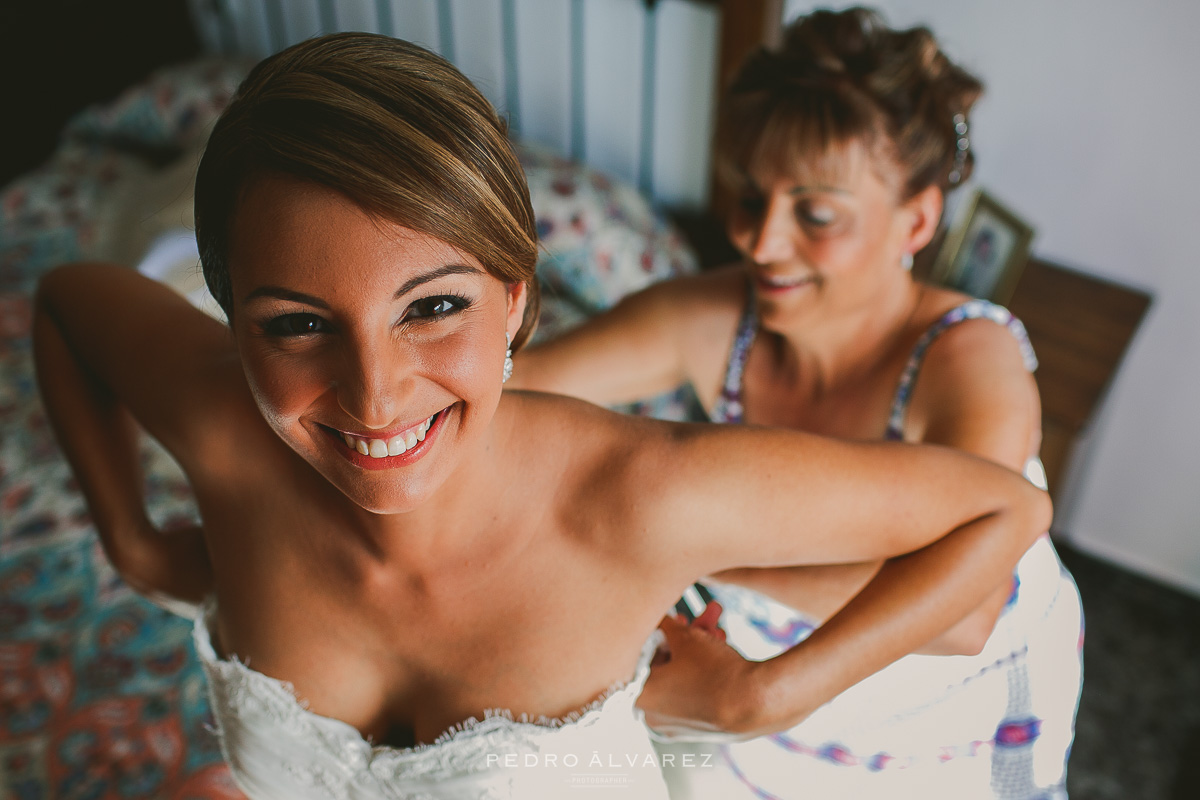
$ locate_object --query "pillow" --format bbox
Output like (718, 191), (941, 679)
(517, 144), (704, 420)
(64, 58), (251, 155)
(517, 143), (698, 341)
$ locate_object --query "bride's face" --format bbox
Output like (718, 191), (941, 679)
(227, 175), (525, 514)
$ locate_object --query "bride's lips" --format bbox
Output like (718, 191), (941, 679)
(322, 408), (450, 470)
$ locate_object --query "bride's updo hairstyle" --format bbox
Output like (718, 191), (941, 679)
(195, 32), (541, 349)
(717, 6), (983, 201)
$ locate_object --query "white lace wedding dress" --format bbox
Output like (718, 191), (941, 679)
(193, 604), (670, 799)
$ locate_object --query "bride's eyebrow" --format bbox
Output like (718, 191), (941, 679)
(241, 264), (483, 308)
(242, 286), (329, 308)
(393, 264), (482, 299)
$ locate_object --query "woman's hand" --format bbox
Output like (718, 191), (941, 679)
(640, 603), (790, 740)
(34, 264), (227, 615)
(627, 423), (1050, 730)
(114, 520), (214, 618)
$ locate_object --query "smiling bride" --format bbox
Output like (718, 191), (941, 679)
(32, 32), (1050, 800)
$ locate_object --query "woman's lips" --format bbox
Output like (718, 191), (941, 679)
(755, 272), (817, 294)
(323, 408), (448, 470)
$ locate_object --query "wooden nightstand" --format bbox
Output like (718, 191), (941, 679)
(1005, 258), (1151, 499)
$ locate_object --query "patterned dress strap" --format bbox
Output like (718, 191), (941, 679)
(710, 286), (758, 424)
(884, 299), (1038, 440)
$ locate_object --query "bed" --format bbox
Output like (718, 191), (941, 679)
(0, 1), (781, 795)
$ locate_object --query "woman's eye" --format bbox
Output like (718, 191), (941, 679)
(407, 295), (468, 320)
(797, 204), (836, 227)
(738, 194), (766, 216)
(264, 313), (327, 337)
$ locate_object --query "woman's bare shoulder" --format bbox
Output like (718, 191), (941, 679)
(500, 390), (669, 457)
(913, 285), (1034, 377)
(497, 390), (687, 544)
(906, 286), (1041, 465)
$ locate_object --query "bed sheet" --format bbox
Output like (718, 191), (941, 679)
(0, 58), (698, 797)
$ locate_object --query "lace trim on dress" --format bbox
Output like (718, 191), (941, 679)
(193, 599), (660, 792)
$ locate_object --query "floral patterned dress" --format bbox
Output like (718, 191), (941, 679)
(659, 297), (1084, 800)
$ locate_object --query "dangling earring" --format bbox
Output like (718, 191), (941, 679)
(901, 252), (914, 271)
(502, 333), (514, 384)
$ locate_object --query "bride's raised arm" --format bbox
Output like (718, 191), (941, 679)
(610, 414), (1051, 736)
(643, 420), (1047, 572)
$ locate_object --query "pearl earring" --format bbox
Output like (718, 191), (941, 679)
(502, 333), (513, 384)
(901, 252), (914, 271)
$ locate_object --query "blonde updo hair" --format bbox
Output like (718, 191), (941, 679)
(194, 32), (540, 349)
(718, 6), (983, 200)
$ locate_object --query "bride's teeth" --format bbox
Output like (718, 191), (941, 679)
(342, 414), (439, 459)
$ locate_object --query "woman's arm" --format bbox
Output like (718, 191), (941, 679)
(510, 270), (739, 406)
(625, 416), (1050, 735)
(639, 420), (1049, 573)
(715, 557), (1001, 657)
(510, 283), (680, 404)
(903, 317), (1044, 653)
(640, 503), (1041, 736)
(33, 263), (230, 608)
(708, 317), (1043, 655)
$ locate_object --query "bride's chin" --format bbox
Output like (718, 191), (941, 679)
(335, 481), (433, 517)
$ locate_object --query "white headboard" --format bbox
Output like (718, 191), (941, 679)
(187, 0), (733, 211)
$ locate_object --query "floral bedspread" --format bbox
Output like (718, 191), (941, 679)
(0, 59), (697, 798)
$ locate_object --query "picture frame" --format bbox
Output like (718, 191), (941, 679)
(929, 189), (1035, 304)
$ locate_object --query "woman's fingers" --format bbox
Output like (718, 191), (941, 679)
(641, 613), (760, 737)
(691, 600), (726, 641)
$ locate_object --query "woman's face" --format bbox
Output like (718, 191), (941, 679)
(727, 142), (936, 330)
(227, 176), (526, 514)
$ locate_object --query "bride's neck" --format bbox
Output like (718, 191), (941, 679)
(348, 422), (515, 569)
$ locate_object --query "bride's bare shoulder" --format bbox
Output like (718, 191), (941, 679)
(500, 390), (669, 448)
(497, 390), (692, 535)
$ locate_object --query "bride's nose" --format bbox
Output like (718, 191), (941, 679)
(335, 335), (414, 430)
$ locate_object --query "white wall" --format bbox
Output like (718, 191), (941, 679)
(785, 0), (1200, 595)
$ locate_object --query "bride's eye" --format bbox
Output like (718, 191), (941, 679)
(406, 295), (470, 320)
(264, 313), (328, 337)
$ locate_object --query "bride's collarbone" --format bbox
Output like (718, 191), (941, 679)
(209, 529), (650, 749)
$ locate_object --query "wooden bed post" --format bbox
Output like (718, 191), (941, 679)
(710, 0), (783, 223)
(671, 0), (782, 268)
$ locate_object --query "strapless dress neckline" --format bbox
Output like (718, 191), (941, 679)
(193, 601), (671, 799)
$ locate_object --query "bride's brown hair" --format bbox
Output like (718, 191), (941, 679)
(717, 6), (984, 201)
(194, 32), (541, 349)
